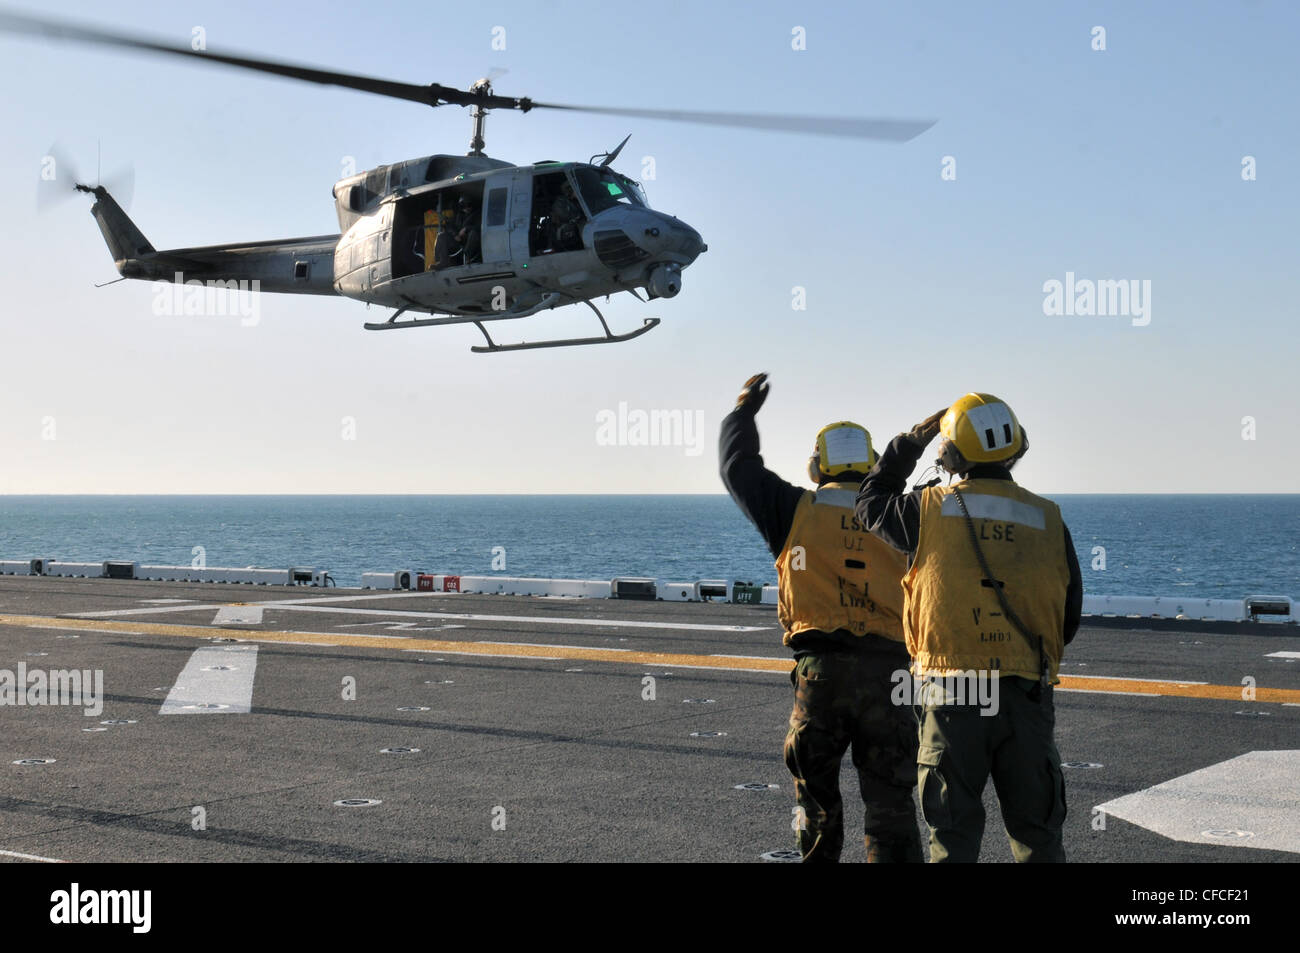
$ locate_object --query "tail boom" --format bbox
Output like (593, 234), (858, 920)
(84, 186), (339, 295)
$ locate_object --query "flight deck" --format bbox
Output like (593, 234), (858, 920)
(0, 574), (1296, 863)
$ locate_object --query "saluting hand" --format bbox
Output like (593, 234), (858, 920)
(907, 407), (948, 446)
(735, 373), (769, 414)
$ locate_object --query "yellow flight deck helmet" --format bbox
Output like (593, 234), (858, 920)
(807, 421), (876, 483)
(937, 393), (1028, 473)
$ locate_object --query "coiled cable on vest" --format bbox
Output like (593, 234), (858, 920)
(950, 487), (1049, 702)
(911, 463), (944, 492)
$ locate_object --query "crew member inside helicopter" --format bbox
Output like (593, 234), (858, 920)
(431, 193), (481, 268)
(411, 207), (438, 272)
(450, 194), (481, 265)
(548, 181), (584, 252)
(530, 172), (587, 255)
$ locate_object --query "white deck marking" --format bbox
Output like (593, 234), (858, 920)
(1096, 750), (1300, 854)
(225, 603), (771, 632)
(1058, 688), (1160, 697)
(72, 604), (223, 618)
(160, 646), (259, 715)
(330, 631), (412, 640)
(1266, 651), (1300, 659)
(407, 648), (563, 661)
(477, 641), (630, 652)
(76, 600), (770, 632)
(1073, 674), (1207, 685)
(259, 592), (458, 605)
(0, 848), (64, 863)
(211, 605), (264, 625)
(349, 622), (465, 632)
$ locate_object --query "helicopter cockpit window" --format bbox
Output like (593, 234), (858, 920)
(530, 171), (587, 255)
(572, 166), (647, 216)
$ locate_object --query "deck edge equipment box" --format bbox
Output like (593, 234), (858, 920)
(613, 577), (656, 600)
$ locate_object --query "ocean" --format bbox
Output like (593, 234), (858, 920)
(0, 494), (1296, 598)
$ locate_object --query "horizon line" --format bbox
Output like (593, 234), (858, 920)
(1, 491), (1298, 498)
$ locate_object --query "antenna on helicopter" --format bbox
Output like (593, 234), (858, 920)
(591, 134), (631, 168)
(37, 141), (133, 213)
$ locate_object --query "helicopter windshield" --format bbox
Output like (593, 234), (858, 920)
(572, 166), (648, 215)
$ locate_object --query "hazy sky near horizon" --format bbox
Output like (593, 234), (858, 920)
(1, 1), (1296, 494)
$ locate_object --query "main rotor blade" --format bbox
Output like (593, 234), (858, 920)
(531, 103), (935, 141)
(1, 9), (935, 140)
(0, 9), (509, 109)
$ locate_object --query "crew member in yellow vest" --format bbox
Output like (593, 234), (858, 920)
(855, 393), (1083, 863)
(720, 373), (922, 863)
(422, 209), (439, 270)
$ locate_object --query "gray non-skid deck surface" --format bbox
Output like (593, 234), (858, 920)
(0, 576), (1295, 862)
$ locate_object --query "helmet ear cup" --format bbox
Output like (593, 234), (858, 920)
(937, 439), (968, 475)
(807, 454), (823, 484)
(1005, 427), (1029, 470)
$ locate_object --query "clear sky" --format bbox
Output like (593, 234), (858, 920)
(1, 0), (1296, 493)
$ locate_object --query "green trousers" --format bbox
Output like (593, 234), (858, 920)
(916, 676), (1067, 863)
(783, 648), (923, 863)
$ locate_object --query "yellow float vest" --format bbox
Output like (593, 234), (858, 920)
(423, 210), (440, 270)
(903, 479), (1070, 680)
(774, 482), (906, 647)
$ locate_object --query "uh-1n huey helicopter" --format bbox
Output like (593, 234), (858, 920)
(3, 11), (934, 353)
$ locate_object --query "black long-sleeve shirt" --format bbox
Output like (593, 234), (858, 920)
(718, 406), (805, 559)
(855, 433), (1083, 645)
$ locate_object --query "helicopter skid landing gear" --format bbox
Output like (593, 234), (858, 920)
(363, 296), (660, 353)
(470, 300), (659, 353)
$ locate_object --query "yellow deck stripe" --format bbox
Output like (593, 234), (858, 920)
(0, 613), (790, 673)
(2, 612), (1298, 703)
(1057, 675), (1298, 704)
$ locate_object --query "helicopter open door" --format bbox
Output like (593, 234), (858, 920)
(391, 182), (486, 279)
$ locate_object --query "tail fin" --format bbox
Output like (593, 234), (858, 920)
(79, 184), (153, 270)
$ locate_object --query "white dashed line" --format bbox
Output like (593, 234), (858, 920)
(0, 848), (64, 863)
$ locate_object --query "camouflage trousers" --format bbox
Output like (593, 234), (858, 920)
(916, 676), (1067, 863)
(783, 648), (922, 863)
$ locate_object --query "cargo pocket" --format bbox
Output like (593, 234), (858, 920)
(791, 656), (834, 720)
(917, 743), (951, 829)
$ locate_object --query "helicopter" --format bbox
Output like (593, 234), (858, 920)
(4, 10), (935, 353)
